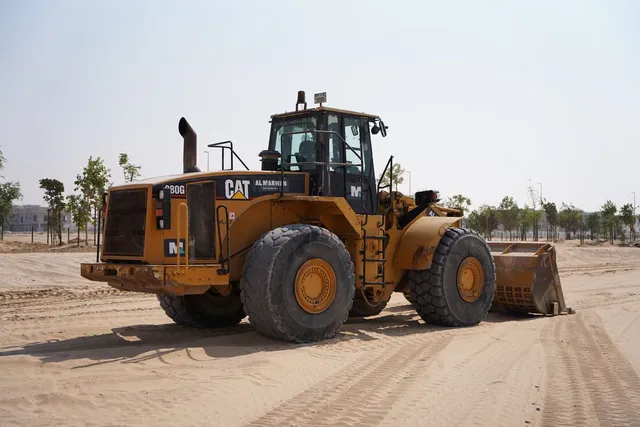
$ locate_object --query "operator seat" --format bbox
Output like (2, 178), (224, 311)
(297, 140), (316, 171)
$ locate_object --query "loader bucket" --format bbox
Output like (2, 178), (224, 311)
(487, 241), (572, 316)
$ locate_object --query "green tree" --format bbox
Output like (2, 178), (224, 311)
(0, 183), (22, 239)
(478, 204), (498, 240)
(601, 200), (617, 243)
(445, 194), (472, 215)
(498, 196), (520, 240)
(542, 202), (558, 241)
(558, 203), (582, 240)
(74, 156), (111, 244)
(0, 148), (5, 175)
(467, 209), (485, 235)
(0, 147), (23, 239)
(585, 213), (601, 240)
(518, 205), (533, 240)
(619, 203), (635, 241)
(378, 163), (405, 192)
(66, 193), (91, 246)
(39, 178), (66, 245)
(466, 205), (497, 239)
(118, 152), (142, 183)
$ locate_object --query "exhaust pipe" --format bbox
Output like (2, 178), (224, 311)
(178, 117), (200, 173)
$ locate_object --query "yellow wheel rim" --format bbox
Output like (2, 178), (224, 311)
(294, 258), (337, 314)
(457, 257), (484, 303)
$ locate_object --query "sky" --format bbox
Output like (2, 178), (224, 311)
(1, 0), (639, 213)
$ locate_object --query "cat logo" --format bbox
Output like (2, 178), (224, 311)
(225, 179), (250, 200)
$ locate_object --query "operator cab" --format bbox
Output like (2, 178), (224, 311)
(260, 91), (388, 214)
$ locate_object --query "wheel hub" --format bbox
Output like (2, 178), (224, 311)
(457, 257), (484, 303)
(294, 258), (337, 314)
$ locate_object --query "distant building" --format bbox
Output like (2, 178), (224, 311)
(7, 205), (76, 232)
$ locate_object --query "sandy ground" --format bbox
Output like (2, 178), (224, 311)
(1, 241), (639, 426)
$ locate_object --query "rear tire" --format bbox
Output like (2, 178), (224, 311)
(408, 227), (495, 327)
(240, 224), (356, 343)
(348, 298), (387, 317)
(157, 290), (246, 328)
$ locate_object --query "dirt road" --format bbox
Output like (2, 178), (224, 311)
(1, 242), (639, 426)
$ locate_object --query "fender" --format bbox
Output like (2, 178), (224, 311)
(393, 216), (463, 271)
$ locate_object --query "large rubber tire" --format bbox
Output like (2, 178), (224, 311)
(239, 224), (356, 343)
(348, 298), (387, 317)
(157, 289), (246, 328)
(407, 227), (496, 327)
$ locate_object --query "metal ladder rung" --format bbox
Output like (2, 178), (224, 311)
(365, 235), (388, 240)
(361, 224), (388, 287)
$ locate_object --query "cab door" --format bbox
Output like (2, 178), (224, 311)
(327, 113), (376, 214)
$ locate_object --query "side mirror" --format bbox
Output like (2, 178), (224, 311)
(379, 120), (388, 137)
(371, 120), (388, 137)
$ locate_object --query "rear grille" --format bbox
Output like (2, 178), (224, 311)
(103, 188), (148, 257)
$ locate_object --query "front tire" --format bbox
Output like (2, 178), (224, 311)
(407, 228), (496, 327)
(240, 224), (356, 343)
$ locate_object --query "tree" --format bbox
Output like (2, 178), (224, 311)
(585, 213), (601, 240)
(74, 156), (111, 244)
(498, 196), (520, 240)
(378, 163), (405, 192)
(445, 194), (472, 215)
(519, 205), (533, 240)
(619, 203), (635, 241)
(467, 209), (485, 235)
(0, 147), (23, 239)
(66, 193), (91, 246)
(558, 203), (582, 240)
(601, 200), (617, 243)
(466, 205), (498, 239)
(118, 152), (142, 183)
(0, 183), (22, 238)
(0, 148), (5, 176)
(39, 178), (66, 245)
(542, 201), (559, 241)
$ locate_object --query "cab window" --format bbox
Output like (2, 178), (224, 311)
(270, 117), (317, 171)
(344, 116), (364, 175)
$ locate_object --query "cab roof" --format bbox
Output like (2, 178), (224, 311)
(270, 106), (380, 121)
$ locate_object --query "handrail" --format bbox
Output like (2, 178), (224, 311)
(207, 140), (250, 171)
(176, 202), (189, 271)
(216, 204), (231, 274)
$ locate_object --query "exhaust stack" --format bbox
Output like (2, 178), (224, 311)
(178, 117), (200, 173)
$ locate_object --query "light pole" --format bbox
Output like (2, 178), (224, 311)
(204, 150), (210, 171)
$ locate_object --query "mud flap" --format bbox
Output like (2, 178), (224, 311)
(487, 242), (574, 316)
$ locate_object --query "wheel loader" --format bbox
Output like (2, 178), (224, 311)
(80, 91), (572, 343)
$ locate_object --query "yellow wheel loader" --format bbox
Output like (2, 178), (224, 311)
(80, 91), (572, 343)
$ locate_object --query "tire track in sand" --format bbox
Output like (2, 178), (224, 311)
(380, 324), (541, 427)
(243, 331), (453, 427)
(541, 311), (640, 427)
